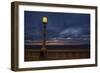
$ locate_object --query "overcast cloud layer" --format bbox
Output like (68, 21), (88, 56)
(24, 11), (90, 44)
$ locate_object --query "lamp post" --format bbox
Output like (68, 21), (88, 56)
(40, 16), (48, 60)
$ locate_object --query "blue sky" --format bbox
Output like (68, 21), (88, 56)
(24, 11), (90, 44)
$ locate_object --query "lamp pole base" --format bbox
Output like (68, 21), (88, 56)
(40, 47), (48, 60)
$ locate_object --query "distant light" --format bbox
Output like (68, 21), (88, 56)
(66, 37), (72, 40)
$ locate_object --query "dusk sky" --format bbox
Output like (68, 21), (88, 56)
(24, 11), (90, 45)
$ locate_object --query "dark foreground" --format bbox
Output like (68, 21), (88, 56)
(24, 45), (90, 61)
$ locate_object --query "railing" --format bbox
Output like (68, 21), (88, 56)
(24, 49), (90, 61)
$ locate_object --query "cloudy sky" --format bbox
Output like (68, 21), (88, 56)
(24, 11), (90, 44)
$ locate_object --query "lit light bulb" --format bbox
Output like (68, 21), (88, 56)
(42, 16), (47, 24)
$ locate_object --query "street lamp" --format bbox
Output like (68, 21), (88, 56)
(40, 16), (48, 60)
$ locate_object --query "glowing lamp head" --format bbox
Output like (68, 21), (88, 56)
(42, 16), (48, 24)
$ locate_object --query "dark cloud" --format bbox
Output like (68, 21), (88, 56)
(24, 11), (90, 44)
